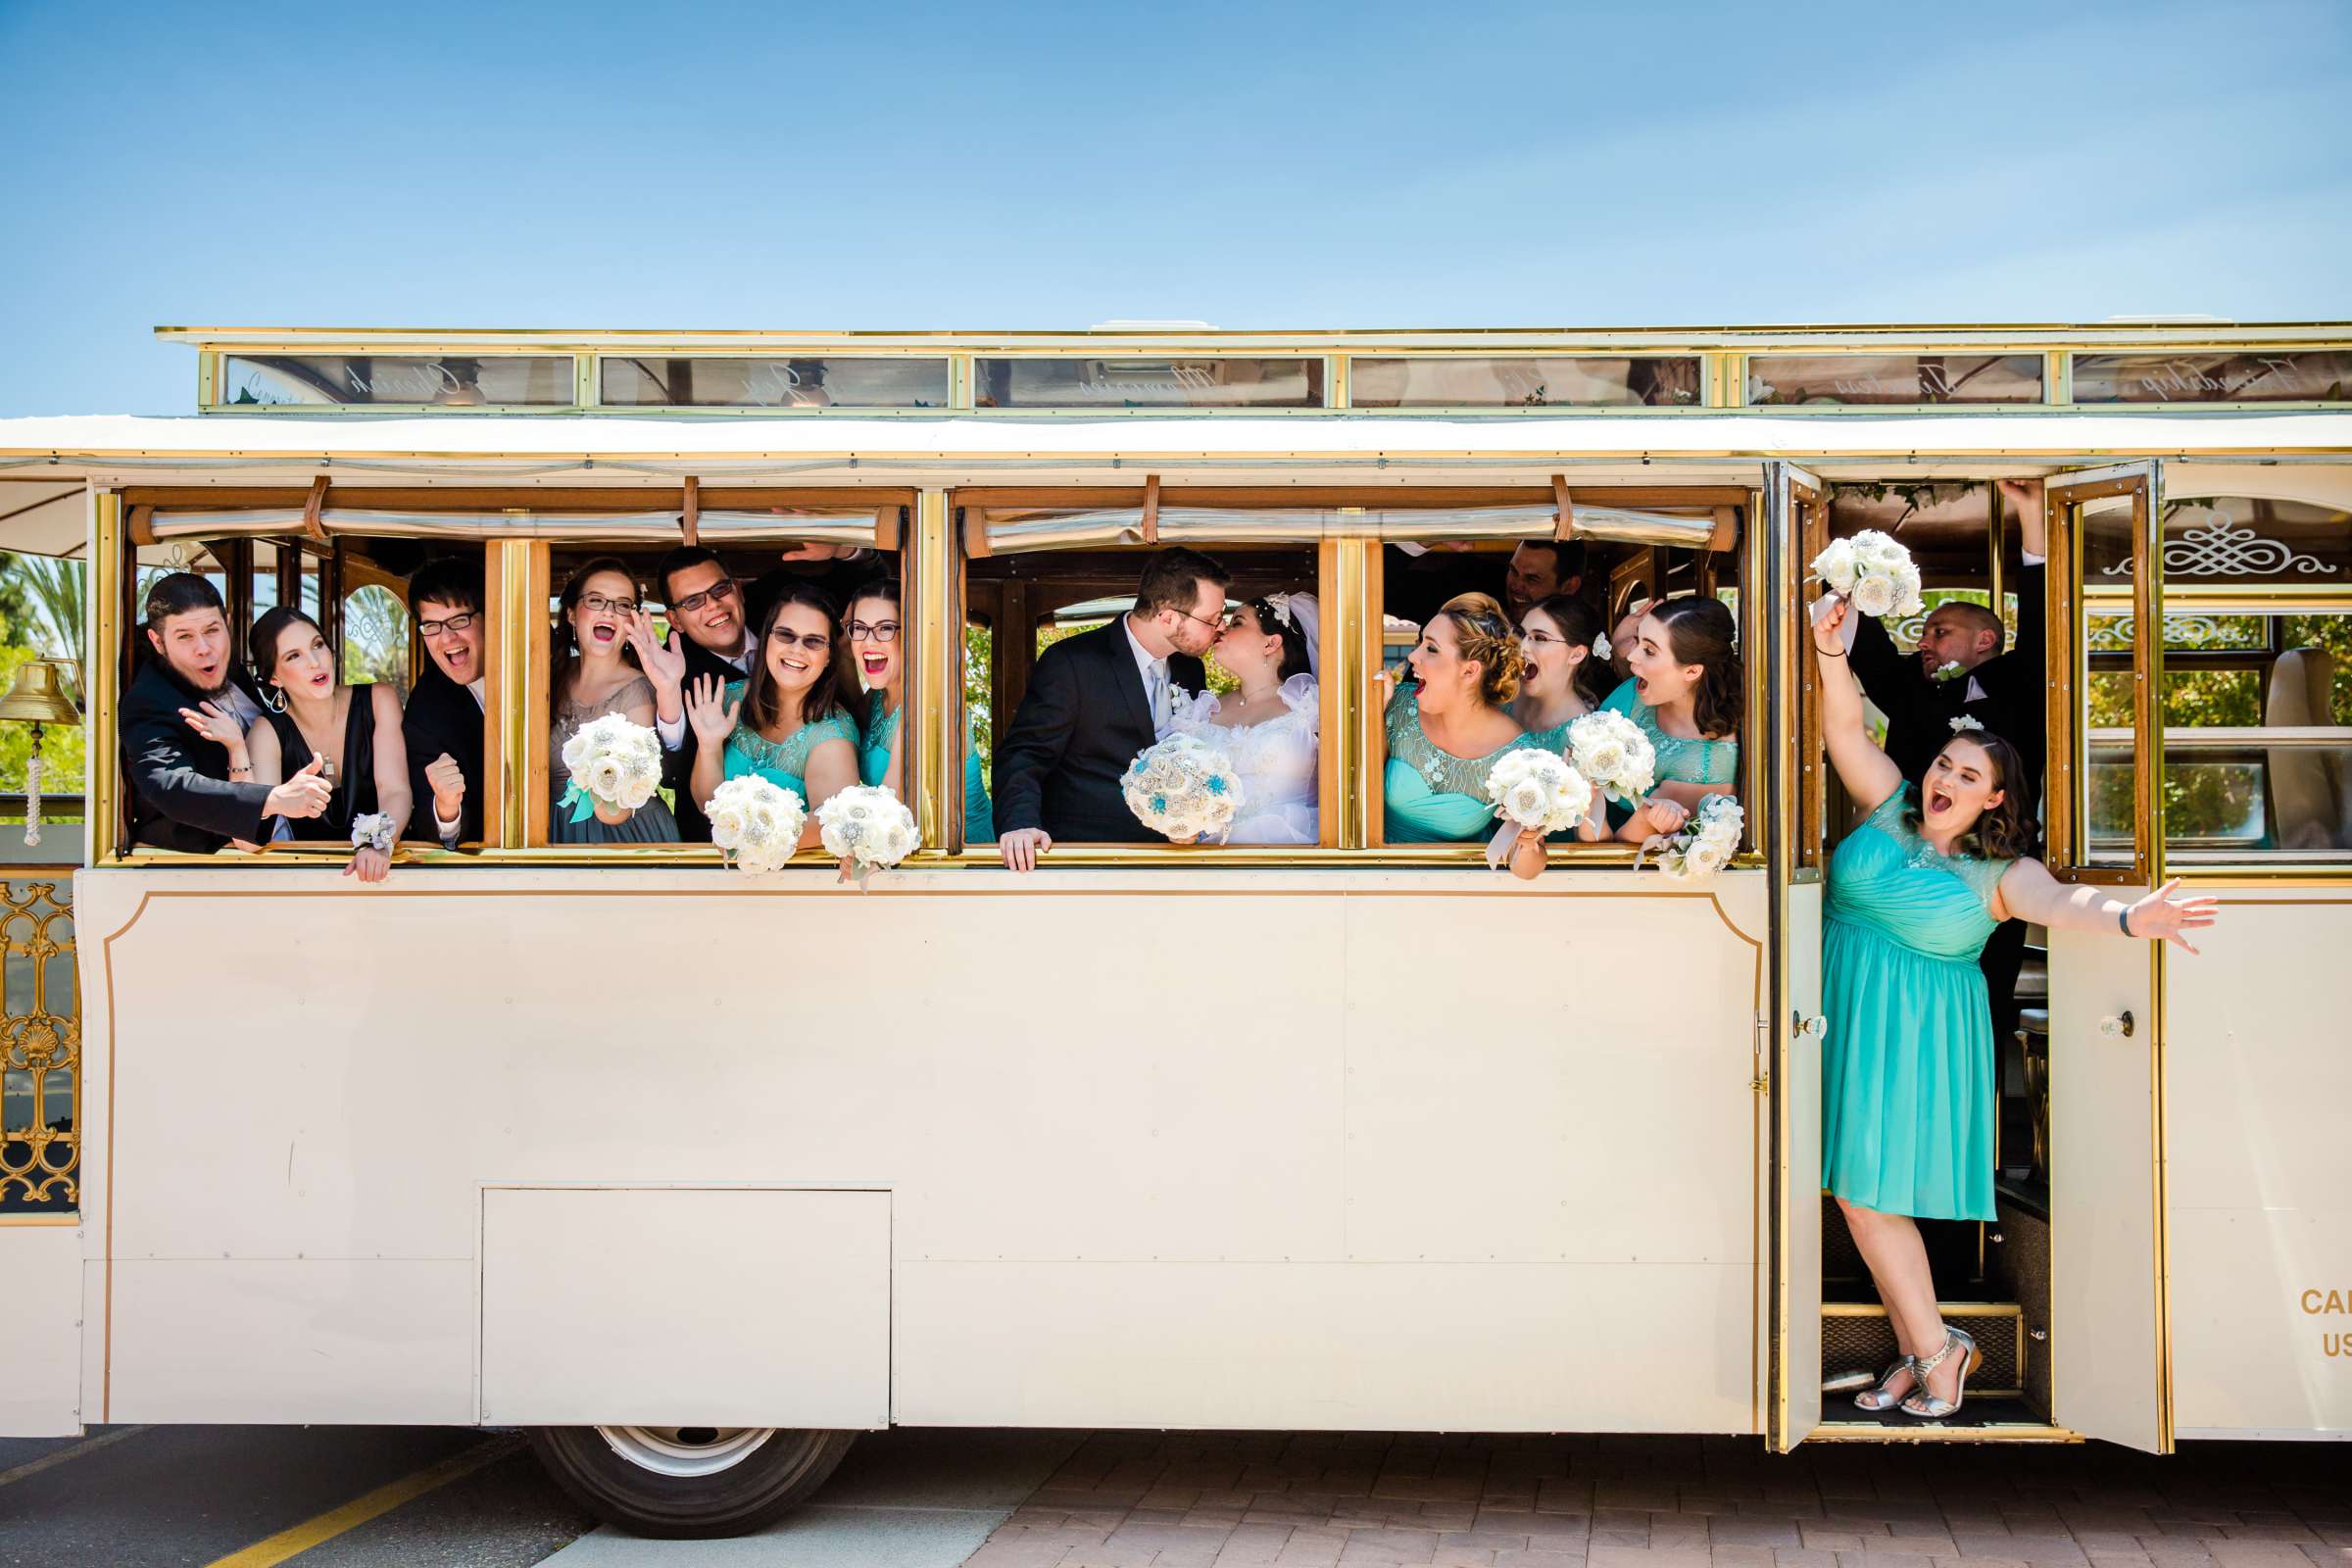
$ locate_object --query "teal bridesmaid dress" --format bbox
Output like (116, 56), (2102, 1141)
(1597, 676), (1739, 831)
(1382, 683), (1543, 843)
(1821, 788), (2014, 1222)
(859, 693), (996, 844)
(720, 680), (860, 802)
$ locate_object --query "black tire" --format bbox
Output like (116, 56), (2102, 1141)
(527, 1425), (857, 1539)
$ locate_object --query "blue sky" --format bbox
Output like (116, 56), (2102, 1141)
(1, 0), (2346, 416)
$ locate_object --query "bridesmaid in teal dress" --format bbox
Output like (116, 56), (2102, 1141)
(683, 584), (860, 852)
(1506, 594), (1611, 843)
(1600, 595), (1741, 843)
(1382, 593), (1552, 879)
(844, 579), (995, 845)
(1810, 595), (2215, 1421)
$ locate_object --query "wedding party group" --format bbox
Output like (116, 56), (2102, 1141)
(119, 542), (952, 878)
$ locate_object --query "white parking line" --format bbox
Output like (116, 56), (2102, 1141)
(0, 1425), (153, 1491)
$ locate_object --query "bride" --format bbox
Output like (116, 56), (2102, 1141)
(1169, 592), (1320, 845)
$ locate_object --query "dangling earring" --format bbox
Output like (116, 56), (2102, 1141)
(261, 677), (287, 714)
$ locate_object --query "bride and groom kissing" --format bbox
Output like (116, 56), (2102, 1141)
(993, 546), (1321, 870)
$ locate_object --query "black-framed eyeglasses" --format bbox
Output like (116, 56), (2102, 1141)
(769, 629), (832, 654)
(670, 579), (739, 615)
(416, 611), (478, 637)
(1169, 605), (1226, 632)
(846, 619), (900, 644)
(581, 593), (639, 616)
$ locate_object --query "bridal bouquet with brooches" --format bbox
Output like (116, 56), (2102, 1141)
(1648, 795), (1746, 882)
(1123, 732), (1245, 844)
(1810, 530), (1926, 652)
(1482, 749), (1595, 866)
(708, 774), (806, 874)
(1565, 710), (1656, 806)
(815, 784), (919, 887)
(559, 713), (663, 827)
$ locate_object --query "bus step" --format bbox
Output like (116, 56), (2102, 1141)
(1821, 1300), (2027, 1399)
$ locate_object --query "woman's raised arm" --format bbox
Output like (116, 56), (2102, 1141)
(1811, 596), (1904, 814)
(1991, 863), (2218, 954)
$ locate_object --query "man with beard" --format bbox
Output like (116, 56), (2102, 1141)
(993, 545), (1226, 872)
(1385, 538), (1586, 628)
(121, 572), (332, 852)
(646, 545), (760, 842)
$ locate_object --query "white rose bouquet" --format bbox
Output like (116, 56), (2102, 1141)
(815, 784), (920, 887)
(1482, 748), (1595, 867)
(559, 712), (663, 827)
(1123, 732), (1245, 843)
(1809, 529), (1926, 652)
(1648, 795), (1747, 883)
(1565, 709), (1657, 806)
(708, 774), (807, 874)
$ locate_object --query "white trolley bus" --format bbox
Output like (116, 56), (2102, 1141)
(1, 323), (2346, 1536)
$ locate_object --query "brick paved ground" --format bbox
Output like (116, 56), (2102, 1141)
(960, 1432), (2350, 1568)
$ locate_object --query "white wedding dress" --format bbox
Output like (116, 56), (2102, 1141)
(1169, 674), (1320, 845)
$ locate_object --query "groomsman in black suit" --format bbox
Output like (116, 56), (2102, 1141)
(994, 546), (1229, 871)
(121, 572), (332, 852)
(403, 558), (489, 846)
(649, 546), (760, 843)
(1846, 478), (2049, 1052)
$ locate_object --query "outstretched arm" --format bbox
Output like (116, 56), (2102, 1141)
(1992, 864), (2218, 955)
(1812, 596), (1904, 813)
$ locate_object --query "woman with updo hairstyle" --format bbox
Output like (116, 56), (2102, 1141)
(1382, 592), (1550, 877)
(1600, 594), (1742, 843)
(1809, 594), (2215, 1419)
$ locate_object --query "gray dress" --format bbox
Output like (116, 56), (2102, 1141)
(550, 674), (681, 844)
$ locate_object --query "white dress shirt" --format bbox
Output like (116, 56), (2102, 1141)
(656, 630), (757, 752)
(1122, 615), (1173, 736)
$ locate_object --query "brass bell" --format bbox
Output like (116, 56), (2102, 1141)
(0, 660), (80, 728)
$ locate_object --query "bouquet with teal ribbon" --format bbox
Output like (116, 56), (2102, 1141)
(559, 712), (663, 825)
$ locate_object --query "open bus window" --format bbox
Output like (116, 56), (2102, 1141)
(961, 500), (1330, 852)
(545, 538), (902, 851)
(1377, 503), (1743, 853)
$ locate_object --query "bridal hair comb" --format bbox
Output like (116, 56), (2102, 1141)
(1949, 715), (1984, 734)
(1262, 593), (1296, 629)
(1592, 632), (1611, 660)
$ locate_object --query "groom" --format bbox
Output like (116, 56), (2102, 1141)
(994, 545), (1229, 871)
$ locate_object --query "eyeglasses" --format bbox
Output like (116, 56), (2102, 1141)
(580, 593), (639, 616)
(670, 579), (738, 615)
(769, 630), (832, 655)
(1520, 628), (1567, 649)
(1168, 605), (1227, 632)
(846, 619), (900, 644)
(416, 611), (478, 637)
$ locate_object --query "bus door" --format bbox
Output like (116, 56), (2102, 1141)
(1765, 461), (1829, 1449)
(2043, 461), (2171, 1452)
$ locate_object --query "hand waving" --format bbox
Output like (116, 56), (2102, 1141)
(2126, 877), (2221, 955)
(179, 701), (247, 750)
(627, 611), (688, 697)
(684, 673), (741, 748)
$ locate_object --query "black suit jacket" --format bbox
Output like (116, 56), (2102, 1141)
(662, 634), (756, 844)
(993, 619), (1205, 843)
(1850, 562), (2047, 810)
(121, 660), (273, 854)
(402, 665), (485, 844)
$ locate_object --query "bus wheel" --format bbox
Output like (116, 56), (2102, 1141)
(527, 1425), (857, 1539)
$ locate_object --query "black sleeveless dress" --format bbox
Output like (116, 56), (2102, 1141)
(266, 685), (380, 842)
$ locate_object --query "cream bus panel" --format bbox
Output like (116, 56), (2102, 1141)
(480, 1188), (890, 1428)
(2165, 890), (2352, 1438)
(0, 1228), (82, 1436)
(75, 867), (1765, 1434)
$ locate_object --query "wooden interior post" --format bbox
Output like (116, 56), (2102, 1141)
(1707, 506), (1740, 554)
(1141, 475), (1161, 545)
(962, 507), (994, 560)
(1552, 474), (1577, 541)
(300, 475), (330, 544)
(680, 475), (700, 546)
(875, 503), (902, 553)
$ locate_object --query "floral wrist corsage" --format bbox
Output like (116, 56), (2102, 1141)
(350, 812), (397, 854)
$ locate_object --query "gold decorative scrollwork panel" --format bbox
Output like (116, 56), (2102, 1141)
(0, 880), (77, 1211)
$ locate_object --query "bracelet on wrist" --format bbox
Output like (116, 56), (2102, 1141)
(2117, 904), (2135, 938)
(1816, 647), (1846, 660)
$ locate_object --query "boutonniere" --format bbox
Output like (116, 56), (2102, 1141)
(1930, 661), (1968, 683)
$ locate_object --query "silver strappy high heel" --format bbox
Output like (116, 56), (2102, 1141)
(1900, 1327), (1981, 1419)
(1851, 1356), (1917, 1412)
